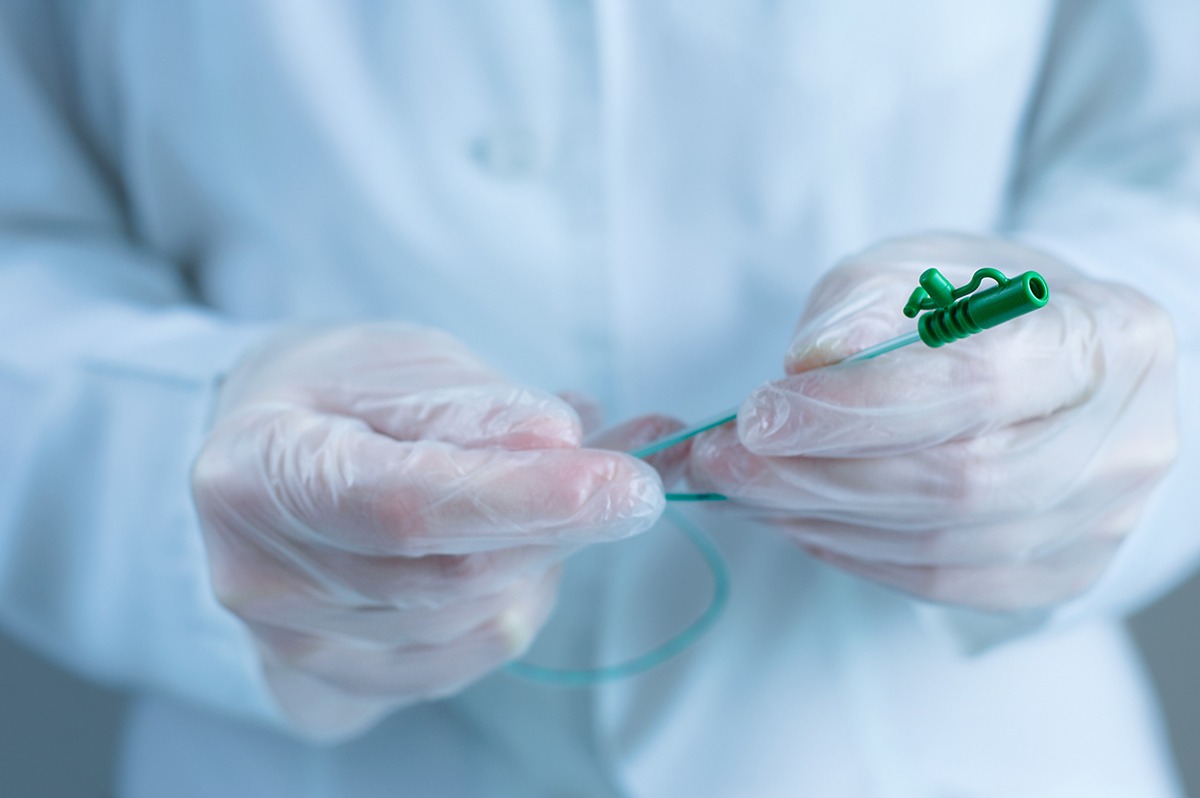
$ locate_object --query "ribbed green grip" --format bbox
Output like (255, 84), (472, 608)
(918, 271), (1049, 347)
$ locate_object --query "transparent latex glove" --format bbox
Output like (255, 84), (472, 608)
(688, 235), (1179, 613)
(192, 325), (671, 739)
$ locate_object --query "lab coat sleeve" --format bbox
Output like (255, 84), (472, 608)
(927, 0), (1200, 650)
(0, 5), (283, 727)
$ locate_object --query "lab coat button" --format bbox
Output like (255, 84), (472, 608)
(469, 128), (537, 178)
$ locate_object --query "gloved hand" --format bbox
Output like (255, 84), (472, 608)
(688, 235), (1179, 613)
(192, 325), (671, 738)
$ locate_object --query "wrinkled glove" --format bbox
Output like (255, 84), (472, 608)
(192, 325), (669, 738)
(689, 235), (1178, 613)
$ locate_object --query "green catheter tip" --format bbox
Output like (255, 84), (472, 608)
(904, 267), (1049, 347)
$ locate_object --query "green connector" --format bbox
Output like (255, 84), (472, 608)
(905, 268), (1049, 348)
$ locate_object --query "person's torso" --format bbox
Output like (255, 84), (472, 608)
(60, 2), (1176, 795)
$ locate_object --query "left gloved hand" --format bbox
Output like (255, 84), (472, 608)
(687, 235), (1179, 612)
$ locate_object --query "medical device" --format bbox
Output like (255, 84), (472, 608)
(507, 267), (1049, 685)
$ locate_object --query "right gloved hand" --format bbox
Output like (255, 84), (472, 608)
(192, 325), (668, 739)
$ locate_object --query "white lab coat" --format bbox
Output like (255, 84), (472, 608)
(1, 1), (1198, 796)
